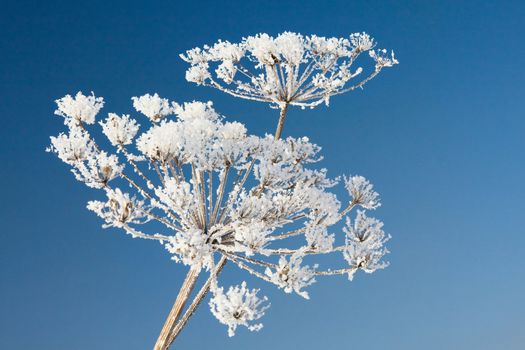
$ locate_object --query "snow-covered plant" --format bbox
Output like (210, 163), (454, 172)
(181, 32), (397, 109)
(47, 31), (396, 350)
(209, 281), (269, 337)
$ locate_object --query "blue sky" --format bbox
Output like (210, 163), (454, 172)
(1, 0), (524, 349)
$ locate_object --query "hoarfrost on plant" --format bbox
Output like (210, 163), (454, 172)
(181, 31), (398, 108)
(47, 29), (396, 342)
(209, 281), (269, 336)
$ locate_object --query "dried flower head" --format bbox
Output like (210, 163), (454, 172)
(181, 31), (398, 109)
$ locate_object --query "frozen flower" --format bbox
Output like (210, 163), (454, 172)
(181, 32), (397, 108)
(369, 49), (398, 69)
(344, 175), (380, 210)
(185, 64), (211, 85)
(100, 113), (140, 146)
(233, 220), (271, 256)
(265, 255), (317, 299)
(350, 32), (375, 52)
(210, 281), (269, 337)
(208, 40), (245, 62)
(55, 91), (104, 125)
(244, 33), (279, 67)
(304, 225), (334, 252)
(274, 31), (305, 67)
(73, 151), (124, 189)
(49, 89), (393, 340)
(215, 60), (237, 84)
(87, 188), (147, 228)
(136, 101), (252, 170)
(219, 121), (246, 140)
(131, 93), (175, 122)
(47, 127), (94, 165)
(173, 101), (219, 122)
(343, 211), (390, 280)
(165, 228), (213, 269)
(136, 120), (181, 163)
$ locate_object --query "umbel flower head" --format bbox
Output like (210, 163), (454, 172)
(181, 31), (398, 108)
(47, 90), (391, 337)
(209, 281), (270, 337)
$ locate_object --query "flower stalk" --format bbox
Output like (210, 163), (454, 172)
(154, 268), (200, 350)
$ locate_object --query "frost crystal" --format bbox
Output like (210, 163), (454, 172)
(210, 281), (269, 337)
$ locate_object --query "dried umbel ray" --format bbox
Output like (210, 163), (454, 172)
(47, 31), (396, 350)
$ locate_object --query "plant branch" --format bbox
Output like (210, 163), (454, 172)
(167, 256), (228, 345)
(154, 267), (201, 350)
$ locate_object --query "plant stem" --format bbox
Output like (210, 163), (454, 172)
(274, 103), (289, 140)
(154, 268), (200, 350)
(167, 256), (228, 345)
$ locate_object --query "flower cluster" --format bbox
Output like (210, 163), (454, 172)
(132, 93), (175, 122)
(344, 175), (380, 210)
(55, 91), (104, 125)
(48, 90), (390, 336)
(209, 281), (269, 337)
(181, 31), (397, 108)
(343, 211), (390, 280)
(87, 188), (147, 229)
(100, 113), (140, 146)
(265, 255), (317, 299)
(48, 31), (395, 341)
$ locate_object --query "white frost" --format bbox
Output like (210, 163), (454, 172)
(210, 281), (269, 337)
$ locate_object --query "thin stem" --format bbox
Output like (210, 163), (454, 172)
(154, 268), (200, 350)
(224, 253), (274, 283)
(221, 251), (275, 268)
(274, 103), (289, 140)
(340, 202), (357, 217)
(315, 267), (357, 276)
(154, 162), (165, 187)
(217, 161), (254, 225)
(198, 170), (207, 230)
(191, 164), (205, 228)
(120, 173), (153, 200)
(210, 166), (230, 225)
(268, 228), (305, 241)
(118, 145), (156, 190)
(265, 245), (346, 256)
(167, 256), (228, 345)
(207, 170), (213, 224)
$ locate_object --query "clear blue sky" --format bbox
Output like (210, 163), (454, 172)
(1, 0), (524, 349)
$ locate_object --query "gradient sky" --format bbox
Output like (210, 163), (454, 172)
(1, 0), (524, 349)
